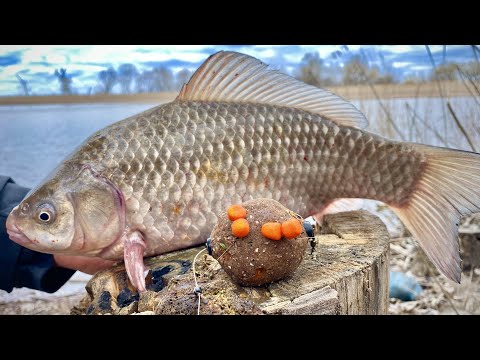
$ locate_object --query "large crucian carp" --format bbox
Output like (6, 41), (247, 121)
(7, 51), (480, 291)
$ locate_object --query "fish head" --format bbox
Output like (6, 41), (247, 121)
(6, 165), (124, 256)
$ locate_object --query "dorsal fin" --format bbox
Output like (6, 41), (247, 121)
(177, 51), (368, 128)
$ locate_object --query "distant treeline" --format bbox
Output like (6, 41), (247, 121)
(296, 53), (480, 88)
(14, 52), (480, 96)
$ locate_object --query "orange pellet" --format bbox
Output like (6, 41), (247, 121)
(232, 218), (250, 238)
(281, 218), (303, 239)
(261, 222), (282, 241)
(228, 204), (247, 221)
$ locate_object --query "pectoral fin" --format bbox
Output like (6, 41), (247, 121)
(123, 231), (147, 293)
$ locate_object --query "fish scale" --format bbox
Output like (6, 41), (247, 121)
(64, 101), (425, 259)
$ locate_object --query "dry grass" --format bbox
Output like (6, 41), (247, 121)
(0, 81), (474, 106)
(388, 235), (480, 315)
(330, 81), (474, 101)
(386, 210), (480, 315)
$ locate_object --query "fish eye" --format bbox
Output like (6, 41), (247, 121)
(39, 212), (50, 222)
(35, 204), (56, 224)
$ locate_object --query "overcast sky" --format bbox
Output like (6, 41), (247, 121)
(0, 45), (477, 96)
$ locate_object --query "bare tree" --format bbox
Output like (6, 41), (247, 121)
(376, 73), (395, 84)
(430, 63), (459, 81)
(54, 68), (73, 95)
(136, 66), (179, 93)
(97, 67), (117, 94)
(176, 68), (192, 91)
(342, 56), (369, 85)
(152, 67), (175, 91)
(136, 70), (152, 93)
(296, 52), (324, 87)
(117, 63), (138, 93)
(16, 74), (30, 96)
(459, 61), (480, 82)
(403, 75), (423, 85)
(342, 56), (394, 85)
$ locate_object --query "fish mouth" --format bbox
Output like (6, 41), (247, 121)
(6, 215), (35, 247)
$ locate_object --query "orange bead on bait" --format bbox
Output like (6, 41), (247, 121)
(281, 218), (303, 239)
(261, 222), (282, 241)
(228, 205), (247, 221)
(232, 218), (250, 238)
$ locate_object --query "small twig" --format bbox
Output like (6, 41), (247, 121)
(405, 103), (452, 147)
(388, 236), (414, 244)
(463, 267), (475, 311)
(447, 102), (478, 152)
(456, 65), (480, 101)
(408, 83), (420, 142)
(412, 82), (423, 142)
(472, 45), (480, 64)
(405, 103), (424, 143)
(215, 243), (235, 262)
(425, 45), (448, 146)
(354, 63), (406, 141)
(416, 247), (460, 315)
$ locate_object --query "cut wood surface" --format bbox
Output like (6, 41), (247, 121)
(71, 210), (390, 315)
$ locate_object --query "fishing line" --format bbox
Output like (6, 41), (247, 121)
(192, 248), (207, 315)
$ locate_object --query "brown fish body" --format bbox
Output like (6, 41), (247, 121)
(8, 51), (480, 291)
(62, 100), (424, 259)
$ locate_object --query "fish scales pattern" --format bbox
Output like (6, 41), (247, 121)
(71, 101), (425, 256)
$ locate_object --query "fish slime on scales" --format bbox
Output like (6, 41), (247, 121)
(6, 51), (480, 293)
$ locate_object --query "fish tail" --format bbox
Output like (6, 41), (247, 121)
(390, 144), (480, 283)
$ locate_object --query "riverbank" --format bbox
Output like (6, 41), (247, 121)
(0, 81), (475, 106)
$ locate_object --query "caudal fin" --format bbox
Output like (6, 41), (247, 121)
(391, 144), (480, 283)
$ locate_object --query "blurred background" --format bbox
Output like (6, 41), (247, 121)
(1, 45), (478, 97)
(0, 45), (479, 315)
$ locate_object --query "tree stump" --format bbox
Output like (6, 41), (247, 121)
(71, 210), (390, 315)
